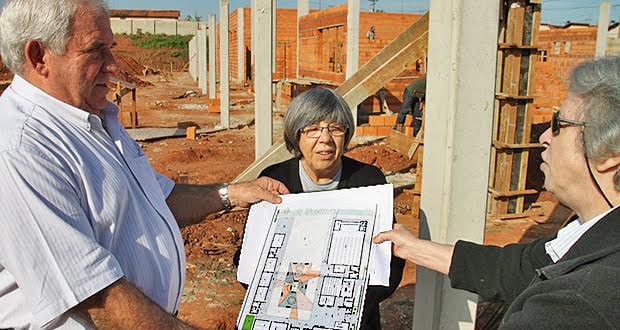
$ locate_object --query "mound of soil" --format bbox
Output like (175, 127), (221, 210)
(113, 54), (153, 87)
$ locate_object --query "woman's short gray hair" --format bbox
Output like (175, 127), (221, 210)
(569, 56), (620, 190)
(0, 0), (109, 74)
(283, 87), (355, 158)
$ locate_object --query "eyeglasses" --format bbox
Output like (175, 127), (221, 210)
(551, 110), (585, 136)
(301, 124), (347, 138)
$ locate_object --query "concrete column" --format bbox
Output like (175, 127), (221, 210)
(272, 0), (277, 74)
(596, 1), (611, 57)
(297, 0), (310, 78)
(189, 35), (197, 81)
(414, 0), (499, 329)
(198, 29), (208, 95)
(251, 0), (256, 81)
(254, 0), (273, 159)
(208, 14), (217, 100)
(220, 0), (230, 128)
(345, 0), (360, 80)
(237, 8), (245, 82)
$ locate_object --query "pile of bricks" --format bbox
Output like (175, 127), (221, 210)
(356, 114), (415, 136)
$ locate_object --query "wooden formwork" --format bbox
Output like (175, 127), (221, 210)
(487, 0), (543, 220)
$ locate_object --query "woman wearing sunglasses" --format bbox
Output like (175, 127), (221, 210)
(374, 57), (620, 328)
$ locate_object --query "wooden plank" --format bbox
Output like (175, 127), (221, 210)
(492, 141), (543, 149)
(412, 145), (424, 219)
(530, 5), (541, 48)
(495, 93), (534, 100)
(512, 7), (525, 46)
(388, 129), (416, 156)
(498, 43), (538, 50)
(489, 188), (538, 198)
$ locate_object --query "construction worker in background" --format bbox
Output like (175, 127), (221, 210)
(375, 57), (620, 328)
(394, 75), (426, 136)
(0, 0), (288, 329)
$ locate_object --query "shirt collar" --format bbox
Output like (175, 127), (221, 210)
(10, 74), (117, 131)
(545, 204), (620, 262)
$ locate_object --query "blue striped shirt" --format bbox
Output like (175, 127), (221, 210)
(0, 75), (184, 329)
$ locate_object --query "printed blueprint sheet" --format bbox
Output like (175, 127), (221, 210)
(236, 184), (393, 330)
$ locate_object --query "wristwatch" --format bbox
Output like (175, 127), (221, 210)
(217, 183), (232, 211)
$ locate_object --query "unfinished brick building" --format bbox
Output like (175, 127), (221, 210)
(532, 23), (597, 122)
(532, 22), (619, 123)
(215, 4), (425, 116)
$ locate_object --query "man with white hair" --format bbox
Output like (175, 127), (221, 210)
(0, 1), (288, 328)
(374, 56), (620, 328)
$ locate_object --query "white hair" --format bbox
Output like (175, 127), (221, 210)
(570, 56), (620, 190)
(0, 0), (109, 74)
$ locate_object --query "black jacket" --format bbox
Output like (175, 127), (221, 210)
(449, 206), (620, 329)
(260, 156), (405, 330)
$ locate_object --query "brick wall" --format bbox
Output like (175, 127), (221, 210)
(217, 8), (297, 83)
(298, 4), (349, 82)
(213, 4), (424, 115)
(274, 9), (299, 80)
(298, 4), (424, 114)
(533, 26), (596, 117)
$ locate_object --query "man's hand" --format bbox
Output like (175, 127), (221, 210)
(373, 224), (454, 275)
(228, 176), (289, 208)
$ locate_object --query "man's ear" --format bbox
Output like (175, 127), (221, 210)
(595, 154), (620, 173)
(23, 39), (49, 77)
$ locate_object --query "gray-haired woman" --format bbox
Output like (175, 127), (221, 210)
(260, 87), (405, 329)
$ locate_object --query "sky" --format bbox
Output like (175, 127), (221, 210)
(0, 0), (616, 25)
(102, 0), (620, 26)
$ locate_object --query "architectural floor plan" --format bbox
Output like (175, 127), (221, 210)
(237, 205), (378, 330)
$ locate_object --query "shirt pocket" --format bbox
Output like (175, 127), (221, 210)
(125, 154), (171, 220)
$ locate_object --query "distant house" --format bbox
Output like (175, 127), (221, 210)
(110, 9), (180, 21)
(109, 9), (204, 36)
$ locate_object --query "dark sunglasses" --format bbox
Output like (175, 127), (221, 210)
(551, 110), (585, 136)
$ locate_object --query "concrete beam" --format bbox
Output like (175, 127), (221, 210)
(198, 29), (208, 95)
(413, 0), (499, 329)
(208, 14), (217, 100)
(234, 15), (429, 182)
(297, 0), (310, 78)
(596, 1), (611, 57)
(251, 0), (256, 80)
(237, 8), (245, 82)
(220, 0), (230, 128)
(272, 0), (277, 73)
(346, 0), (360, 80)
(254, 0), (274, 159)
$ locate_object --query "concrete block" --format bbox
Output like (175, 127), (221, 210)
(377, 126), (391, 136)
(368, 115), (384, 127)
(365, 127), (378, 136)
(186, 126), (197, 140)
(208, 98), (221, 113)
(384, 114), (397, 126)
